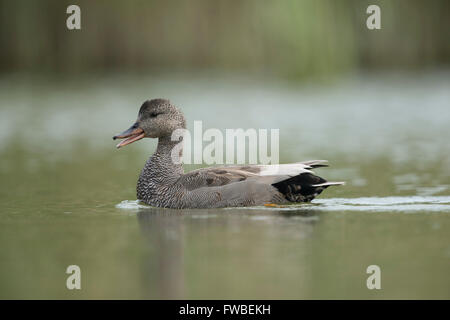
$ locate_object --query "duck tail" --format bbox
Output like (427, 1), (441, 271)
(272, 172), (344, 203)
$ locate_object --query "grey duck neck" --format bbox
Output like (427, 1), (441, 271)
(137, 136), (184, 203)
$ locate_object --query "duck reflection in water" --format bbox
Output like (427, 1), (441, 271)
(137, 207), (186, 299)
(136, 206), (321, 299)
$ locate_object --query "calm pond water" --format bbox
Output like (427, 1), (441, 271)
(0, 71), (449, 299)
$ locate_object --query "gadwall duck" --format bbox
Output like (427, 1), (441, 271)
(113, 99), (344, 209)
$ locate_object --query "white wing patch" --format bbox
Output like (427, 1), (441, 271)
(258, 163), (313, 177)
(312, 181), (346, 187)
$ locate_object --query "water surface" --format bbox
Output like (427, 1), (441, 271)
(0, 72), (449, 299)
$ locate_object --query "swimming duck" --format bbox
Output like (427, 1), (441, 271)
(113, 99), (343, 209)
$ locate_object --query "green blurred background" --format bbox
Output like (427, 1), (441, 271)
(1, 0), (448, 79)
(0, 0), (449, 300)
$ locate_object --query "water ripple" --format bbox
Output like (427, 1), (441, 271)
(116, 196), (450, 213)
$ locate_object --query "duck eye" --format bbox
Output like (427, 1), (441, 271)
(150, 112), (158, 118)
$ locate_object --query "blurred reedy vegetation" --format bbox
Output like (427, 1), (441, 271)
(0, 0), (448, 80)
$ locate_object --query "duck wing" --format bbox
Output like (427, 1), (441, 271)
(176, 160), (343, 207)
(179, 166), (256, 190)
(179, 160), (329, 190)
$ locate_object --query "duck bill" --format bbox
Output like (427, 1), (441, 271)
(113, 123), (145, 148)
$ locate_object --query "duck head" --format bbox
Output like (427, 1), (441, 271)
(113, 99), (186, 148)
